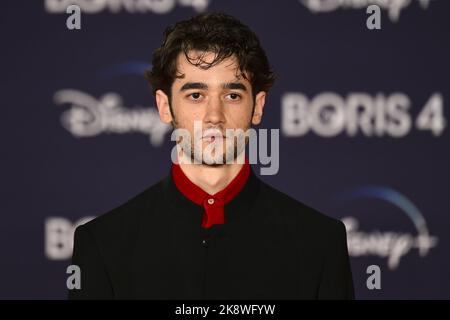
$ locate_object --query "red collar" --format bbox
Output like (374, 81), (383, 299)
(171, 159), (250, 228)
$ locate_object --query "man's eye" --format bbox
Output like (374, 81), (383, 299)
(188, 92), (202, 100)
(226, 93), (241, 101)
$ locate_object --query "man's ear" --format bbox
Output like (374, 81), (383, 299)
(155, 89), (173, 124)
(252, 91), (266, 125)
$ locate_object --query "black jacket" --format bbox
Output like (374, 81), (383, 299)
(68, 167), (354, 300)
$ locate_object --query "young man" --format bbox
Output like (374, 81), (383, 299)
(69, 12), (354, 300)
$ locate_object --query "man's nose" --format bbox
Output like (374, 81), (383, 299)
(203, 95), (225, 125)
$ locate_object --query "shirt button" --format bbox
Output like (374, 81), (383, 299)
(207, 198), (215, 205)
(202, 239), (208, 247)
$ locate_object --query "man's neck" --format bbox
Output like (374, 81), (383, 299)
(178, 160), (244, 195)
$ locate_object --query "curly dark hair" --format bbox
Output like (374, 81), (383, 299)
(144, 12), (276, 103)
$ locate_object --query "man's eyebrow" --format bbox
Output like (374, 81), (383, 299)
(222, 82), (247, 91)
(179, 82), (208, 92)
(178, 82), (248, 92)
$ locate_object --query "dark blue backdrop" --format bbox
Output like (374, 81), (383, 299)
(1, 0), (449, 299)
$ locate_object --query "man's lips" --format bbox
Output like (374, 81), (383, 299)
(202, 135), (224, 141)
(202, 131), (227, 139)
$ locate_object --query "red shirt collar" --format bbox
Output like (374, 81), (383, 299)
(171, 158), (250, 228)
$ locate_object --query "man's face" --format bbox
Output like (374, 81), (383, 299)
(156, 51), (266, 165)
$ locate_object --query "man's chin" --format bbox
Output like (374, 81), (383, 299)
(195, 154), (229, 166)
(195, 151), (246, 166)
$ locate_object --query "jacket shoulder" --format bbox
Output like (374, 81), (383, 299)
(79, 179), (164, 238)
(257, 179), (346, 237)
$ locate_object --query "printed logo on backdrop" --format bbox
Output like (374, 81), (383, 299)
(45, 0), (210, 14)
(45, 216), (95, 260)
(54, 61), (172, 146)
(300, 0), (434, 22)
(335, 186), (438, 270)
(282, 92), (446, 138)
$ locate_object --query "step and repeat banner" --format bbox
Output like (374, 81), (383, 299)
(1, 0), (449, 299)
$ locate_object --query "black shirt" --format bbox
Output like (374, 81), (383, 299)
(68, 167), (354, 299)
